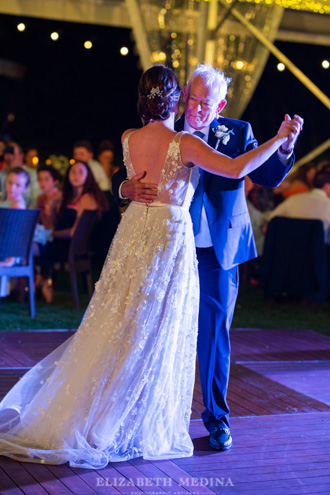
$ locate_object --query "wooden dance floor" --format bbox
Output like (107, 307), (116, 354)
(1, 328), (330, 495)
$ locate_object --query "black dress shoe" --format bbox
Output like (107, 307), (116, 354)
(209, 427), (232, 451)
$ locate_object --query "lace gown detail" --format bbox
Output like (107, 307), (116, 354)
(0, 132), (200, 469)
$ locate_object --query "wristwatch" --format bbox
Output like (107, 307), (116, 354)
(278, 145), (293, 155)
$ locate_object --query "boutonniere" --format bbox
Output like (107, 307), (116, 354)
(212, 125), (235, 149)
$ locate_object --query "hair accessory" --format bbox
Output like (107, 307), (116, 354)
(147, 87), (163, 99)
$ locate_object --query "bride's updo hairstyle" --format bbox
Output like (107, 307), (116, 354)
(138, 65), (181, 124)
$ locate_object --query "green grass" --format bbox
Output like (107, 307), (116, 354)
(232, 283), (330, 336)
(0, 290), (88, 331)
(0, 270), (96, 331)
(0, 277), (329, 336)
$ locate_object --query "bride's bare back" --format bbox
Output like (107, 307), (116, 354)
(122, 123), (179, 186)
(123, 125), (200, 206)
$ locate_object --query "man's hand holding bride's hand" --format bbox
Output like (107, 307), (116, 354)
(277, 114), (304, 152)
(121, 172), (158, 203)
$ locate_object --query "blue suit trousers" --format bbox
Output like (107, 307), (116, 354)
(197, 248), (239, 429)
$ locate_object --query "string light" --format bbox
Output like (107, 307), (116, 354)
(151, 51), (166, 63)
(120, 47), (129, 56)
(277, 63), (285, 71)
(84, 41), (92, 50)
(50, 32), (59, 41)
(17, 23), (25, 32)
(227, 0), (330, 15)
(234, 60), (245, 70)
(322, 60), (329, 69)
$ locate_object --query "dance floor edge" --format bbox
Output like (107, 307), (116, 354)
(0, 328), (330, 494)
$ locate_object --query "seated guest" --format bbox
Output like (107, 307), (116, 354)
(72, 140), (110, 193)
(0, 142), (40, 207)
(36, 165), (62, 230)
(0, 142), (25, 200)
(273, 162), (316, 202)
(0, 167), (30, 297)
(33, 165), (63, 292)
(268, 170), (330, 244)
(54, 161), (108, 237)
(248, 183), (278, 212)
(36, 161), (108, 302)
(24, 147), (39, 169)
(0, 167), (29, 211)
(97, 139), (119, 189)
(24, 146), (41, 207)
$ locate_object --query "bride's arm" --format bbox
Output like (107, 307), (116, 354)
(181, 118), (301, 179)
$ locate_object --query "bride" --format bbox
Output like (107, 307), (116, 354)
(0, 65), (298, 469)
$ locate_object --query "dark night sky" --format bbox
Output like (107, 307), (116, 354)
(0, 14), (142, 161)
(242, 41), (330, 162)
(0, 13), (329, 164)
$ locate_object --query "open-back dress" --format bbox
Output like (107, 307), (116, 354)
(0, 131), (200, 469)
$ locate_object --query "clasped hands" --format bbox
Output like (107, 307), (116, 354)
(278, 114), (304, 153)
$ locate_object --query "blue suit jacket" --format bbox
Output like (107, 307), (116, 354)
(175, 115), (295, 270)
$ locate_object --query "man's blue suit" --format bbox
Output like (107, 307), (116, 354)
(175, 114), (295, 429)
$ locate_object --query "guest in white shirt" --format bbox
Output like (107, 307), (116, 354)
(268, 169), (330, 244)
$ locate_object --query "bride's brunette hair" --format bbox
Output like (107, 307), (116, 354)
(137, 65), (181, 124)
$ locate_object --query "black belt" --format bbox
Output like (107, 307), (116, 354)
(196, 246), (214, 254)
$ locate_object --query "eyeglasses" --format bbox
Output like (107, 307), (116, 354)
(188, 95), (215, 110)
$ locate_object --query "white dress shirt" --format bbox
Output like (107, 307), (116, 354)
(268, 188), (330, 244)
(184, 121), (213, 247)
(88, 159), (110, 192)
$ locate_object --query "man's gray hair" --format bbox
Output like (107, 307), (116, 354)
(188, 63), (231, 101)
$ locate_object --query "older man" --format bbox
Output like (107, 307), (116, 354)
(112, 64), (303, 451)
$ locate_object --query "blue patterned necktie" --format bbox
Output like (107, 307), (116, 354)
(193, 130), (205, 140)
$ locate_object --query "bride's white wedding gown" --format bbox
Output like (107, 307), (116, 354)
(0, 132), (200, 469)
